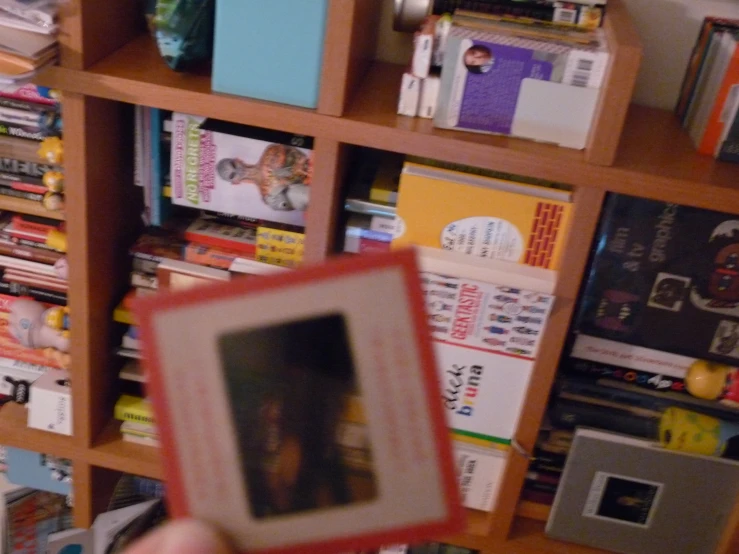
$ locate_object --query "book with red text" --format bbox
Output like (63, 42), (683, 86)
(419, 249), (555, 445)
(133, 248), (464, 554)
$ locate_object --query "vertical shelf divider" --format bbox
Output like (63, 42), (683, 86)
(488, 187), (607, 540)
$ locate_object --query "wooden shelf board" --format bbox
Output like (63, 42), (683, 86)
(0, 402), (77, 459)
(0, 196), (65, 221)
(43, 42), (739, 214)
(87, 419), (162, 480)
(42, 35), (322, 137)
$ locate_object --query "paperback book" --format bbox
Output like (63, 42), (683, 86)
(170, 113), (312, 227)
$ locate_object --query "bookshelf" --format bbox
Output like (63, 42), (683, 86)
(1, 0), (737, 552)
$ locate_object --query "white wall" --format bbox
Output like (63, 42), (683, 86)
(375, 0), (739, 109)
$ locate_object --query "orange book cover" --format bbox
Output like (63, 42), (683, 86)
(698, 43), (739, 155)
(392, 162), (573, 270)
(133, 249), (464, 554)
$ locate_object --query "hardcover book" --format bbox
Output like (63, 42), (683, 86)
(566, 193), (739, 372)
(169, 112), (312, 227)
(392, 161), (572, 270)
(547, 428), (739, 554)
(133, 249), (464, 554)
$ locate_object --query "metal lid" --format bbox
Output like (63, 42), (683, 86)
(393, 0), (432, 32)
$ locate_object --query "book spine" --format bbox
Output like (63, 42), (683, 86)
(130, 270), (159, 290)
(0, 185), (44, 203)
(0, 121), (44, 142)
(114, 402), (155, 426)
(0, 229), (59, 252)
(0, 157), (54, 179)
(0, 136), (43, 162)
(562, 356), (688, 392)
(0, 240), (62, 265)
(184, 221), (257, 256)
(549, 399), (659, 439)
(345, 225), (393, 243)
(0, 279), (67, 306)
(0, 84), (58, 107)
(0, 175), (47, 194)
(0, 97), (55, 114)
(12, 214), (61, 234)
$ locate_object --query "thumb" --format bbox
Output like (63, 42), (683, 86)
(124, 519), (235, 554)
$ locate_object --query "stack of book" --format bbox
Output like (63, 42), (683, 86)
(0, 0), (60, 85)
(525, 192), (739, 505)
(0, 82), (63, 211)
(113, 109), (315, 443)
(114, 394), (158, 447)
(675, 16), (739, 161)
(341, 150), (576, 512)
(397, 2), (609, 149)
(0, 210), (68, 421)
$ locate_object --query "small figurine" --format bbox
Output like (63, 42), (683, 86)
(506, 347), (530, 356)
(38, 136), (64, 164)
(43, 170), (64, 193)
(494, 294), (517, 303)
(42, 192), (65, 212)
(499, 287), (521, 294)
(9, 297), (70, 353)
(485, 326), (509, 335)
(685, 360), (739, 406)
(513, 326), (539, 335)
(483, 337), (506, 347)
(510, 336), (535, 346)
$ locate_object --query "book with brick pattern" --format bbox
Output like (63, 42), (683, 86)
(392, 161), (572, 270)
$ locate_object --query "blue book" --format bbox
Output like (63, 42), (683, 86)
(211, 0), (329, 108)
(149, 108), (173, 226)
(6, 448), (72, 496)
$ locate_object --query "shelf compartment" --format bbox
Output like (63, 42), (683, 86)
(0, 402), (77, 459)
(87, 418), (162, 480)
(40, 40), (739, 214)
(0, 196), (65, 221)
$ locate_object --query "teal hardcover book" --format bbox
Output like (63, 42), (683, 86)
(212, 0), (328, 108)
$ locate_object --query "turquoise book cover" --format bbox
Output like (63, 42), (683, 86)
(212, 0), (329, 108)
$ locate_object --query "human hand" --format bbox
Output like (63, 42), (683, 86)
(124, 519), (235, 554)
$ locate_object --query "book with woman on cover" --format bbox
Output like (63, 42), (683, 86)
(133, 249), (464, 554)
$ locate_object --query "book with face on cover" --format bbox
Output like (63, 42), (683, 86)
(133, 249), (464, 554)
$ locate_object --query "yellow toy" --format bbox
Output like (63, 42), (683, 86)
(43, 171), (64, 193)
(685, 359), (739, 407)
(44, 306), (70, 332)
(38, 137), (64, 165)
(42, 192), (65, 212)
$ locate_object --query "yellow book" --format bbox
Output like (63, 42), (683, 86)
(392, 162), (573, 270)
(114, 394), (155, 426)
(113, 302), (136, 326)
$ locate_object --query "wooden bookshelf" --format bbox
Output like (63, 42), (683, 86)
(2, 0), (736, 553)
(0, 196), (65, 221)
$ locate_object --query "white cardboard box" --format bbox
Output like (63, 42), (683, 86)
(27, 368), (71, 435)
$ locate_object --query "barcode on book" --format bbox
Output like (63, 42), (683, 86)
(572, 58), (594, 87)
(554, 8), (577, 24)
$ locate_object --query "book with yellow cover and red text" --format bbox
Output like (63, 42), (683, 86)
(392, 162), (573, 270)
